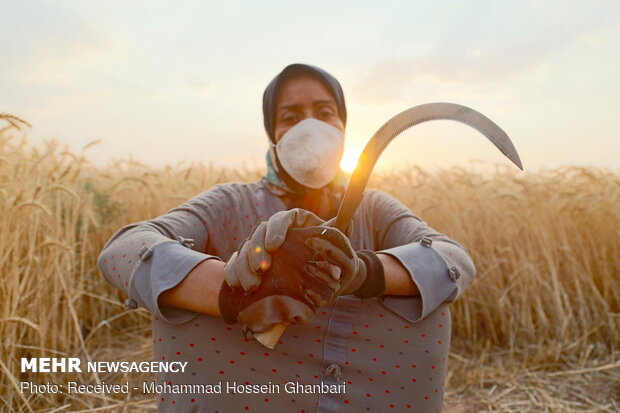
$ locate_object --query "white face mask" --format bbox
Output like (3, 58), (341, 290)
(275, 118), (344, 189)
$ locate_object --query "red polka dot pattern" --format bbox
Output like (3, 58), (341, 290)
(100, 185), (456, 412)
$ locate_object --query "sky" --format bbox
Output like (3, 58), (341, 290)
(1, 0), (619, 173)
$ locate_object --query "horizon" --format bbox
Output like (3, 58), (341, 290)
(2, 1), (619, 172)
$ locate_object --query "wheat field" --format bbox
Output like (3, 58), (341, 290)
(0, 115), (618, 412)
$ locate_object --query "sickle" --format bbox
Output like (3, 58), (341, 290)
(254, 102), (523, 349)
(333, 102), (522, 231)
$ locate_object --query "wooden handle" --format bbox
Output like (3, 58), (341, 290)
(254, 322), (288, 349)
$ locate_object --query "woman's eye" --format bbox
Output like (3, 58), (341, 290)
(319, 108), (335, 119)
(282, 113), (298, 123)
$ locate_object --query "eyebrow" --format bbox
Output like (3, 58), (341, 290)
(277, 99), (336, 112)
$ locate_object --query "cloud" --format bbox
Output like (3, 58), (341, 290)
(1, 2), (114, 75)
(184, 79), (218, 97)
(350, 1), (620, 105)
(0, 2), (120, 110)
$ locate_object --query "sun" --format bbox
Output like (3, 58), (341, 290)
(340, 148), (362, 174)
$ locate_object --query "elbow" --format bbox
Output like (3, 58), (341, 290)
(97, 243), (117, 286)
(97, 224), (140, 286)
(452, 247), (476, 296)
(432, 239), (477, 297)
(97, 248), (109, 277)
(462, 249), (476, 280)
(444, 238), (476, 279)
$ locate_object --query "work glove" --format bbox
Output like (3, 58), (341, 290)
(218, 209), (386, 334)
(223, 209), (326, 291)
(218, 225), (339, 333)
(304, 226), (386, 299)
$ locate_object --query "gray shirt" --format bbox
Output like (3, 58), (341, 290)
(98, 180), (475, 413)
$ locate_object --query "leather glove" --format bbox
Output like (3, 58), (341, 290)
(223, 208), (327, 291)
(218, 208), (384, 334)
(305, 227), (386, 299)
(218, 226), (339, 333)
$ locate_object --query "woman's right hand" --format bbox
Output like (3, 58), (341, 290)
(223, 208), (327, 291)
(219, 226), (336, 332)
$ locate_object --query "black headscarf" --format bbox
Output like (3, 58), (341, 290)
(262, 63), (347, 143)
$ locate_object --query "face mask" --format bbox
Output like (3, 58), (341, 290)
(275, 118), (344, 189)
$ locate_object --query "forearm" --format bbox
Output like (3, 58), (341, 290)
(158, 258), (225, 316)
(156, 251), (419, 317)
(378, 253), (419, 296)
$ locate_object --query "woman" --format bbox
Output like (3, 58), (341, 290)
(98, 63), (475, 412)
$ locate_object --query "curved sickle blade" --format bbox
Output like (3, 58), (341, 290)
(255, 102), (523, 349)
(333, 102), (523, 231)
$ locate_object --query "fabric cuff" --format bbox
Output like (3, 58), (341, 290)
(378, 242), (456, 322)
(129, 240), (220, 324)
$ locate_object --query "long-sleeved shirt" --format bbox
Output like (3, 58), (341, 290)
(98, 180), (475, 413)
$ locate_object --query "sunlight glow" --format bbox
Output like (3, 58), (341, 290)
(340, 148), (363, 173)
